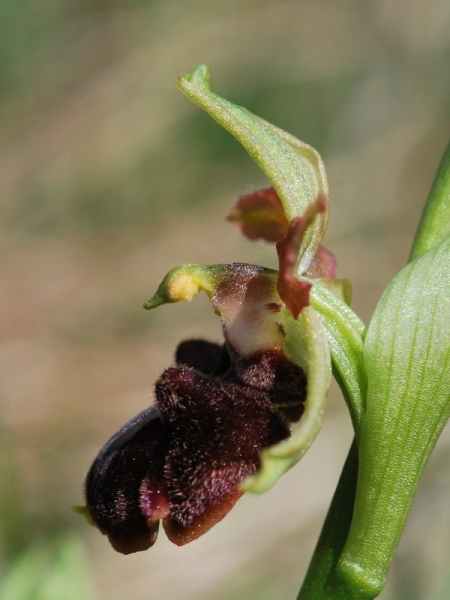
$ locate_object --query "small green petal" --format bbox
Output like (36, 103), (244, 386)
(335, 234), (450, 598)
(177, 65), (328, 274)
(241, 305), (331, 493)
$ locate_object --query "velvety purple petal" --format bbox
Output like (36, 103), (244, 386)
(155, 365), (290, 544)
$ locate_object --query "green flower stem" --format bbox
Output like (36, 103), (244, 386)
(297, 440), (358, 600)
(410, 138), (450, 261)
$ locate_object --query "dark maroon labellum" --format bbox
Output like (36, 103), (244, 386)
(84, 339), (307, 553)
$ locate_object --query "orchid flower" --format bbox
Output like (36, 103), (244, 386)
(82, 65), (366, 554)
(81, 66), (450, 600)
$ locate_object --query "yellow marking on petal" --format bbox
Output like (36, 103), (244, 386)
(168, 272), (202, 302)
(144, 265), (218, 310)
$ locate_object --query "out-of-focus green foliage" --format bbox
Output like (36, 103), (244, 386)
(0, 431), (96, 599)
(0, 535), (95, 600)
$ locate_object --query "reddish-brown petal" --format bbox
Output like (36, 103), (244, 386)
(276, 193), (328, 319)
(305, 245), (337, 279)
(226, 187), (289, 242)
(276, 217), (311, 319)
(163, 486), (243, 546)
(276, 273), (312, 321)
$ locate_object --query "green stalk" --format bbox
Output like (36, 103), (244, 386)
(297, 441), (358, 600)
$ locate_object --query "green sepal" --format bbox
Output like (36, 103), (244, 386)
(309, 280), (367, 436)
(333, 234), (450, 599)
(242, 305), (331, 493)
(177, 65), (329, 275)
(316, 277), (353, 306)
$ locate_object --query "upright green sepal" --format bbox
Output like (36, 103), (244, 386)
(177, 65), (329, 275)
(333, 234), (450, 599)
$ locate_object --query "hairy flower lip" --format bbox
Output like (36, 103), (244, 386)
(155, 363), (291, 531)
(89, 405), (161, 463)
(84, 336), (307, 553)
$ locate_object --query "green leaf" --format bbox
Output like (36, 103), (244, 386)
(332, 234), (450, 599)
(177, 65), (329, 274)
(0, 535), (96, 600)
(410, 138), (450, 261)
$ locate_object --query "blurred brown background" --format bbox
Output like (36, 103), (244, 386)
(1, 1), (449, 599)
